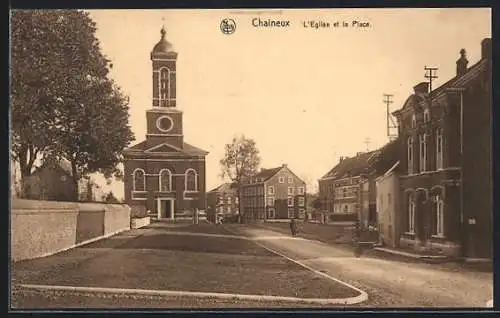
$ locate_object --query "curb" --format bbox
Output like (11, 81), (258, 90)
(223, 227), (368, 305)
(15, 284), (359, 306)
(14, 228), (130, 263)
(372, 247), (450, 261)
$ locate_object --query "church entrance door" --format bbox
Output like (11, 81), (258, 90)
(157, 198), (175, 220)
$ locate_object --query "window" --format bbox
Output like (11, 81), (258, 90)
(268, 208), (275, 219)
(343, 205), (349, 213)
(288, 187), (294, 195)
(133, 169), (146, 192)
(185, 169), (198, 191)
(288, 176), (293, 183)
(435, 196), (444, 236)
(436, 128), (443, 170)
(298, 197), (305, 207)
(279, 176), (285, 183)
(288, 196), (294, 207)
(267, 186), (274, 195)
(419, 134), (427, 172)
(159, 169), (171, 192)
(226, 206), (231, 213)
(267, 197), (275, 206)
(411, 114), (416, 128)
(343, 188), (347, 197)
(407, 137), (414, 174)
(408, 195), (415, 233)
(388, 193), (392, 205)
(423, 108), (430, 123)
(298, 187), (305, 195)
(299, 208), (306, 218)
(288, 208), (294, 218)
(159, 68), (170, 105)
(227, 196), (232, 204)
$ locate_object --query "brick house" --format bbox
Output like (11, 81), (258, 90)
(240, 164), (307, 222)
(391, 38), (492, 258)
(123, 26), (208, 220)
(206, 182), (239, 223)
(318, 141), (400, 225)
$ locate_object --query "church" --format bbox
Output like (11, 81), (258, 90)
(123, 26), (208, 220)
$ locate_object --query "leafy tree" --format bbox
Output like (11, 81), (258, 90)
(102, 191), (120, 204)
(11, 10), (134, 199)
(312, 197), (323, 211)
(219, 135), (261, 223)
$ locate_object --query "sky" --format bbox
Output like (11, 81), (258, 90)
(85, 8), (491, 199)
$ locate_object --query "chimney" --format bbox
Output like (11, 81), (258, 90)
(481, 38), (492, 60)
(413, 82), (429, 95)
(456, 49), (469, 76)
(282, 164), (287, 168)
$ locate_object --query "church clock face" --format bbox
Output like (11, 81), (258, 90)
(156, 115), (174, 132)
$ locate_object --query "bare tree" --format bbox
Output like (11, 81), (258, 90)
(219, 135), (261, 223)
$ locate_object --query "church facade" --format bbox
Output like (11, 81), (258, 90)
(123, 27), (208, 220)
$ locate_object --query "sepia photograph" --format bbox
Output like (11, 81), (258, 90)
(9, 8), (493, 310)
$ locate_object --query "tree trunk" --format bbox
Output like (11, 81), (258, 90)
(16, 145), (38, 199)
(70, 159), (79, 201)
(237, 187), (242, 224)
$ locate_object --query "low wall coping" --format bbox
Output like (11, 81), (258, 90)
(11, 199), (130, 214)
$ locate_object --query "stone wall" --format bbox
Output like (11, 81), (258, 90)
(11, 199), (131, 262)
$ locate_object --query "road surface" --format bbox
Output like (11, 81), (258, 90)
(226, 225), (493, 308)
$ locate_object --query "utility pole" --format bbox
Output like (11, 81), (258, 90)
(424, 66), (439, 92)
(383, 94), (398, 141)
(364, 138), (371, 152)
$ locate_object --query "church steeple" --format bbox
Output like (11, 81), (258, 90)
(151, 25), (177, 108)
(146, 25), (183, 149)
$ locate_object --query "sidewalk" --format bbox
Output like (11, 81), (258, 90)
(370, 246), (450, 263)
(369, 246), (493, 271)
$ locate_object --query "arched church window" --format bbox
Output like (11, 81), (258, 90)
(133, 169), (146, 192)
(185, 169), (198, 191)
(159, 169), (171, 192)
(159, 68), (170, 102)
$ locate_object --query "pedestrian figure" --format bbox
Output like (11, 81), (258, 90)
(290, 218), (298, 236)
(353, 219), (363, 257)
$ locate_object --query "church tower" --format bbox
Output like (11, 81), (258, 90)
(123, 25), (208, 221)
(146, 26), (184, 149)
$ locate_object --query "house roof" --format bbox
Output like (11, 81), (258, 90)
(320, 151), (378, 180)
(320, 139), (401, 181)
(208, 182), (238, 193)
(33, 157), (73, 176)
(252, 166), (282, 182)
(395, 58), (489, 116)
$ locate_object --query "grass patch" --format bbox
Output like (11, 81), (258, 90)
(12, 223), (360, 305)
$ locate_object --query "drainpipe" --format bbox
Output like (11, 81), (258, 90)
(446, 87), (466, 259)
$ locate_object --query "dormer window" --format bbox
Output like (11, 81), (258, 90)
(411, 114), (416, 128)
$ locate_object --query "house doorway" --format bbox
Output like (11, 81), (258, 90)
(157, 199), (174, 220)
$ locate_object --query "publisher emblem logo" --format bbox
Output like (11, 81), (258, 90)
(220, 18), (236, 35)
